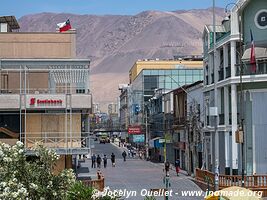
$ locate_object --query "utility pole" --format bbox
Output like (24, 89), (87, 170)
(213, 0), (219, 191)
(145, 105), (149, 160)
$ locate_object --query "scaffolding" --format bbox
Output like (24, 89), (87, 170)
(0, 58), (92, 155)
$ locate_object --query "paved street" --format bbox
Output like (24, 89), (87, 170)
(92, 142), (128, 159)
(79, 141), (204, 200)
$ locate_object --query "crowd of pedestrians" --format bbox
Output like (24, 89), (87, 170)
(91, 152), (119, 168)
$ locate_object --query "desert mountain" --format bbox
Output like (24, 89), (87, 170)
(18, 8), (224, 111)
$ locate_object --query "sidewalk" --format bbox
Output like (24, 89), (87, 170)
(111, 141), (189, 176)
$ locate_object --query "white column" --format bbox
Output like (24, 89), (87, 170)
(230, 41), (236, 77)
(223, 44), (228, 79)
(231, 84), (239, 172)
(224, 86), (230, 169)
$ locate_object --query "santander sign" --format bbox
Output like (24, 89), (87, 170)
(29, 98), (63, 106)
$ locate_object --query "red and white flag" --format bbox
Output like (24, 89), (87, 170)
(57, 19), (72, 32)
(250, 29), (256, 73)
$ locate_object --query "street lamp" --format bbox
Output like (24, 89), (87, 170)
(225, 2), (245, 187)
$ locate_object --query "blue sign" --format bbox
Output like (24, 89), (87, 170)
(133, 134), (145, 143)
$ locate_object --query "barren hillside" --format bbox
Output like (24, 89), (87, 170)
(18, 8), (224, 111)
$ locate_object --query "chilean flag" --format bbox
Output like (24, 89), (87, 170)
(250, 29), (256, 73)
(57, 19), (72, 32)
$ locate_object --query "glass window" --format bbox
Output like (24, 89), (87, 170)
(158, 70), (164, 75)
(143, 70), (150, 75)
(172, 70), (179, 75)
(164, 70), (172, 76)
(178, 76), (185, 83)
(150, 70), (158, 75)
(185, 70), (193, 77)
(165, 82), (172, 89)
(179, 70), (185, 76)
(186, 76), (193, 83)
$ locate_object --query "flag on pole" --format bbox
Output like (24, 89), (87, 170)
(57, 19), (72, 32)
(250, 29), (256, 73)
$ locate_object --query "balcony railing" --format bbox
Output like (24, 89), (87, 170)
(195, 168), (267, 197)
(236, 61), (267, 76)
(21, 133), (91, 155)
(82, 171), (105, 191)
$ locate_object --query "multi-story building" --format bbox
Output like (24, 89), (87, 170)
(186, 81), (204, 175)
(202, 0), (267, 175)
(0, 16), (92, 172)
(128, 58), (203, 159)
(118, 84), (130, 141)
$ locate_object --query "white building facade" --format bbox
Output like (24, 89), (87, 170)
(202, 0), (267, 175)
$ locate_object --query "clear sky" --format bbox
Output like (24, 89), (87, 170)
(1, 0), (229, 18)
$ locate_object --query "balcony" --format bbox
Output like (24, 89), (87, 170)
(236, 61), (267, 76)
(22, 133), (92, 155)
(195, 168), (267, 197)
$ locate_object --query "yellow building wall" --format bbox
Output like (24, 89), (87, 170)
(129, 60), (203, 83)
(0, 31), (76, 58)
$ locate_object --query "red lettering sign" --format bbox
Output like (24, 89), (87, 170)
(30, 98), (63, 106)
(30, 98), (36, 105)
(128, 126), (141, 134)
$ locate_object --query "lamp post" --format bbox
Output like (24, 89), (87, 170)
(225, 2), (245, 187)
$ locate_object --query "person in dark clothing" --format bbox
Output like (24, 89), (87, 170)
(103, 155), (107, 168)
(91, 154), (96, 168)
(96, 155), (102, 168)
(164, 160), (170, 176)
(175, 159), (180, 176)
(111, 153), (116, 167)
(122, 151), (127, 161)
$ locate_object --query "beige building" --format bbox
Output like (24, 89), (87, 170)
(129, 59), (203, 83)
(0, 16), (91, 172)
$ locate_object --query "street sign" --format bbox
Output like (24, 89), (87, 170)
(133, 134), (145, 143)
(128, 126), (141, 134)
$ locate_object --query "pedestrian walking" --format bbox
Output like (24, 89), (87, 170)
(164, 160), (170, 176)
(175, 158), (180, 176)
(103, 155), (107, 168)
(96, 155), (102, 168)
(91, 154), (96, 168)
(111, 153), (116, 167)
(122, 150), (127, 162)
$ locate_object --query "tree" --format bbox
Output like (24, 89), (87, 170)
(0, 141), (76, 200)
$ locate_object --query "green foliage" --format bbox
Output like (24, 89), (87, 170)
(0, 141), (76, 200)
(67, 181), (95, 200)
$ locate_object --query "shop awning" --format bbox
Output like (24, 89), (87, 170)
(149, 137), (162, 148)
(242, 47), (267, 61)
